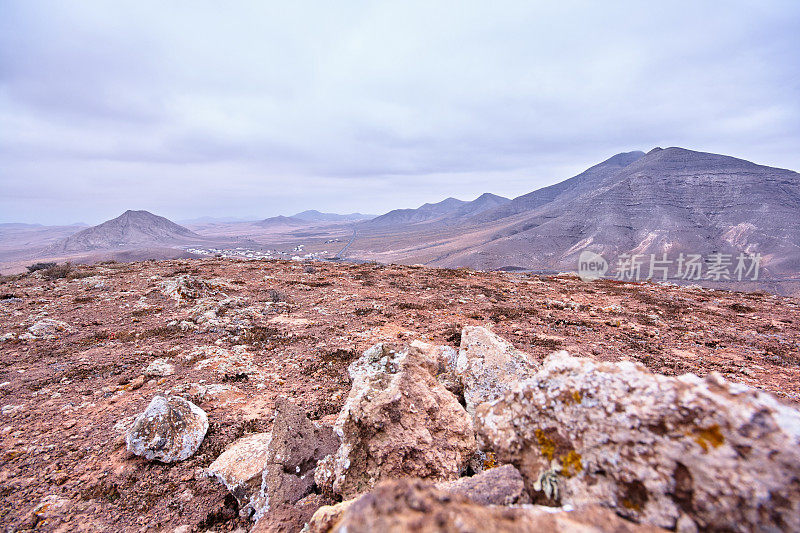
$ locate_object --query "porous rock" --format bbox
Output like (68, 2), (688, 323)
(456, 326), (538, 416)
(126, 395), (208, 462)
(476, 350), (800, 532)
(207, 432), (272, 510)
(254, 398), (338, 520)
(408, 339), (460, 394)
(306, 478), (664, 533)
(315, 343), (476, 499)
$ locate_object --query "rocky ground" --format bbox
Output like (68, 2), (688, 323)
(0, 257), (799, 532)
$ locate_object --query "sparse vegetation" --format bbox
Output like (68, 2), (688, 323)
(267, 289), (286, 302)
(242, 325), (285, 346)
(396, 301), (426, 310)
(41, 263), (74, 279)
(26, 262), (57, 273)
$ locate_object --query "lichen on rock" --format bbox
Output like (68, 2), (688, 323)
(126, 395), (208, 463)
(476, 350), (800, 532)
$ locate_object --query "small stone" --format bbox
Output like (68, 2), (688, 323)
(126, 395), (208, 462)
(26, 318), (71, 339)
(144, 358), (175, 377)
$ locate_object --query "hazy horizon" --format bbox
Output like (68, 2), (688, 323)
(2, 1), (799, 225)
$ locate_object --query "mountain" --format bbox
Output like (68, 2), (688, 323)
(351, 148), (800, 294)
(470, 151), (645, 224)
(254, 215), (309, 228)
(45, 210), (202, 253)
(364, 194), (510, 228)
(292, 210), (374, 222)
(449, 147), (800, 273)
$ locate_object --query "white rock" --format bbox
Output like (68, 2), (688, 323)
(144, 358), (175, 377)
(126, 395), (208, 462)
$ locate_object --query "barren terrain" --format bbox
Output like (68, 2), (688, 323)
(0, 258), (798, 531)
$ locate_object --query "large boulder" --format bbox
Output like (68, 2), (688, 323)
(255, 399), (339, 520)
(207, 432), (272, 511)
(126, 395), (208, 462)
(306, 478), (663, 533)
(315, 343), (476, 499)
(476, 351), (800, 532)
(456, 326), (538, 416)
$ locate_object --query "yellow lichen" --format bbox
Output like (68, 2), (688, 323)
(483, 452), (497, 470)
(622, 498), (642, 511)
(559, 450), (583, 477)
(692, 424), (725, 452)
(534, 428), (556, 461)
(571, 390), (582, 404)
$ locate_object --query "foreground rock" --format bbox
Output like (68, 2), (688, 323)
(315, 343), (476, 499)
(435, 464), (530, 506)
(477, 351), (800, 532)
(456, 326), (538, 416)
(254, 398), (338, 521)
(408, 339), (460, 394)
(207, 432), (272, 510)
(126, 395), (208, 462)
(307, 479), (663, 533)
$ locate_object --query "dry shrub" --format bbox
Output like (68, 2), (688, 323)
(396, 301), (426, 310)
(728, 302), (755, 313)
(26, 262), (57, 273)
(242, 325), (285, 346)
(131, 307), (163, 317)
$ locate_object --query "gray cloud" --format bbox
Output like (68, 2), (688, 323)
(1, 0), (799, 224)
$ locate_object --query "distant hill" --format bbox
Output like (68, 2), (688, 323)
(364, 194), (509, 228)
(292, 210), (374, 222)
(178, 216), (257, 224)
(45, 210), (201, 253)
(254, 215), (309, 228)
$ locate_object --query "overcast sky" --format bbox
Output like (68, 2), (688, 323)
(1, 1), (799, 224)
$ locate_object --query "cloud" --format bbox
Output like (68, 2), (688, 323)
(1, 0), (799, 224)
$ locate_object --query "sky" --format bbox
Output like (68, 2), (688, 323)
(1, 1), (799, 225)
